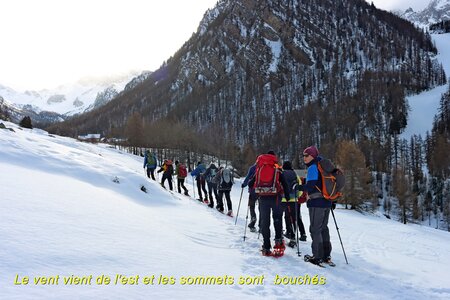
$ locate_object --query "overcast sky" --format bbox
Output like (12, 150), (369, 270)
(0, 0), (431, 91)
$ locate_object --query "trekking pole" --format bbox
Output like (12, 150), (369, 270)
(235, 188), (244, 225)
(331, 209), (349, 264)
(243, 203), (250, 241)
(192, 176), (196, 199)
(295, 199), (301, 256)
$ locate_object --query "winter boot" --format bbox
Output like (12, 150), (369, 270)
(299, 234), (307, 242)
(227, 210), (233, 217)
(248, 217), (256, 228)
(322, 256), (336, 267)
(283, 231), (295, 240)
(304, 255), (324, 267)
(287, 240), (297, 248)
(261, 248), (273, 257)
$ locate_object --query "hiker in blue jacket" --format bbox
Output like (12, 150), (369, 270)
(143, 150), (157, 180)
(191, 161), (208, 202)
(297, 146), (333, 266)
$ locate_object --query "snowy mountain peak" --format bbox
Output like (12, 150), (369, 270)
(0, 70), (151, 126)
(401, 0), (450, 28)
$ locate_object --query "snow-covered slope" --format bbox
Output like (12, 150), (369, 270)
(402, 33), (450, 139)
(0, 121), (449, 299)
(0, 72), (141, 116)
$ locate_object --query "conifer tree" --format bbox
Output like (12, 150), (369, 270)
(336, 140), (373, 209)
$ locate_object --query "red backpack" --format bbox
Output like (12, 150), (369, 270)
(178, 164), (187, 178)
(252, 154), (282, 196)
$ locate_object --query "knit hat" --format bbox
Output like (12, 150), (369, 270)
(282, 161), (293, 170)
(303, 146), (319, 159)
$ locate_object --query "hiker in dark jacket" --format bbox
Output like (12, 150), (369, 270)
(190, 161), (208, 202)
(214, 166), (234, 216)
(281, 161), (307, 247)
(297, 146), (332, 265)
(241, 163), (258, 232)
(157, 159), (174, 191)
(204, 163), (219, 208)
(249, 151), (291, 256)
(143, 150), (157, 180)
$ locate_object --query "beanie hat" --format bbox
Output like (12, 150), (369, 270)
(282, 161), (293, 170)
(303, 146), (319, 159)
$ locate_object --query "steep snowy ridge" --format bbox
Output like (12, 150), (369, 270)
(401, 0), (450, 28)
(0, 121), (449, 299)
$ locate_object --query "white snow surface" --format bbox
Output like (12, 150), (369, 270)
(0, 122), (449, 299)
(402, 33), (450, 139)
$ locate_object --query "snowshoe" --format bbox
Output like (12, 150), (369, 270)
(216, 206), (224, 213)
(299, 234), (307, 242)
(184, 191), (190, 196)
(249, 226), (257, 233)
(226, 210), (233, 217)
(304, 255), (325, 267)
(273, 239), (286, 257)
(203, 198), (209, 204)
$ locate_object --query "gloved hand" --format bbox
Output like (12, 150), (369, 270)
(332, 201), (336, 210)
(241, 183), (246, 188)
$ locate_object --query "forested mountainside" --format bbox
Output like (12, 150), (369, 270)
(49, 0), (445, 166)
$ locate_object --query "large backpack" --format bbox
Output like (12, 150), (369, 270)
(146, 153), (156, 167)
(178, 164), (187, 178)
(316, 158), (345, 200)
(219, 168), (233, 190)
(253, 154), (282, 196)
(208, 168), (217, 182)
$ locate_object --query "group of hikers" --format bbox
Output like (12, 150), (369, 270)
(143, 145), (341, 266)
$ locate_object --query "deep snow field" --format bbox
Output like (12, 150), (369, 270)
(1, 121), (449, 299)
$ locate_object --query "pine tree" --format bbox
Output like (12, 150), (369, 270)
(336, 140), (373, 209)
(124, 112), (144, 155)
(393, 167), (411, 224)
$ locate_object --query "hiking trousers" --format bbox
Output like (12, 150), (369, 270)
(217, 190), (232, 211)
(259, 196), (283, 250)
(146, 167), (156, 180)
(207, 182), (218, 205)
(308, 207), (332, 260)
(177, 178), (188, 194)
